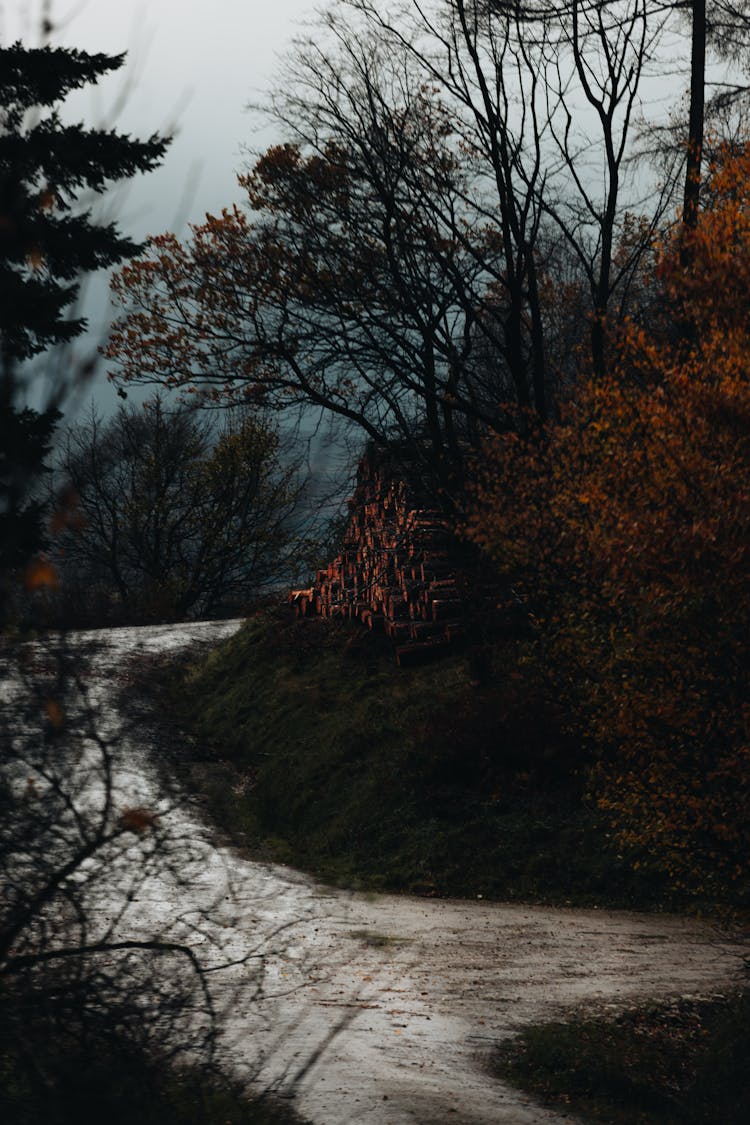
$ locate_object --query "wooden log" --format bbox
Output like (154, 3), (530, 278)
(389, 621), (412, 643)
(429, 578), (459, 593)
(420, 560), (453, 583)
(415, 532), (450, 551)
(387, 595), (409, 619)
(406, 508), (441, 526)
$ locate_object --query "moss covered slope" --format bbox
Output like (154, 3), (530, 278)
(161, 607), (668, 906)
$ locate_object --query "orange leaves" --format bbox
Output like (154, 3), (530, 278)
(242, 141), (351, 217)
(106, 202), (284, 409)
(44, 700), (65, 729)
(466, 140), (750, 899)
(24, 556), (59, 591)
(660, 140), (750, 341)
(118, 807), (158, 834)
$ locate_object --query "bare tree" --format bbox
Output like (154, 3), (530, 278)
(539, 1), (671, 376)
(0, 634), (223, 1108)
(107, 37), (513, 495)
(105, 0), (671, 452)
(105, 0), (750, 507)
(53, 399), (305, 623)
(0, 623), (315, 1122)
(338, 0), (553, 416)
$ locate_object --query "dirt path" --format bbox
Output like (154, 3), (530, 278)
(33, 621), (750, 1124)
(255, 894), (741, 1124)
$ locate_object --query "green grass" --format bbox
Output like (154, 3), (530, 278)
(128, 607), (749, 1122)
(494, 993), (750, 1125)
(142, 605), (675, 907)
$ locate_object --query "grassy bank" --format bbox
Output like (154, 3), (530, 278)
(132, 606), (749, 1122)
(494, 993), (750, 1125)
(144, 605), (677, 908)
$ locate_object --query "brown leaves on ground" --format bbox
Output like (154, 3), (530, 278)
(119, 807), (158, 833)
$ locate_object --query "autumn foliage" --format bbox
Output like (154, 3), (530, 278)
(467, 143), (750, 899)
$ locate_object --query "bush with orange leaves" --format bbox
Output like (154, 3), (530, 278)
(467, 143), (750, 902)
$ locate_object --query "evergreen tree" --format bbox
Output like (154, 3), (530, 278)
(0, 403), (59, 573)
(0, 42), (168, 612)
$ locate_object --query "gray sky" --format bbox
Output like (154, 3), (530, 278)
(3, 1), (698, 419)
(2, 0), (318, 411)
(5, 0), (317, 236)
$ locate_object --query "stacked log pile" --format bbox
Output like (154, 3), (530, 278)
(290, 449), (468, 666)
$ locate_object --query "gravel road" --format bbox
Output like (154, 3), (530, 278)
(7, 619), (746, 1125)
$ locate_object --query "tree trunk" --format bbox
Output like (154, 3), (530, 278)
(683, 0), (706, 234)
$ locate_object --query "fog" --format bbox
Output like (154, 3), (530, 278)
(4, 0), (316, 234)
(2, 0), (316, 412)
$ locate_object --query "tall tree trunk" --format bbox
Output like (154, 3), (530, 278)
(683, 0), (706, 234)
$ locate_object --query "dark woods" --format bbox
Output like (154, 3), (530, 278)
(2, 5), (750, 1122)
(0, 38), (167, 623)
(106, 1), (750, 493)
(0, 27), (295, 1125)
(49, 400), (305, 627)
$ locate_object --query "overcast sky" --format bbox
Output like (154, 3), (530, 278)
(2, 0), (319, 410)
(5, 0), (317, 235)
(3, 1), (698, 418)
